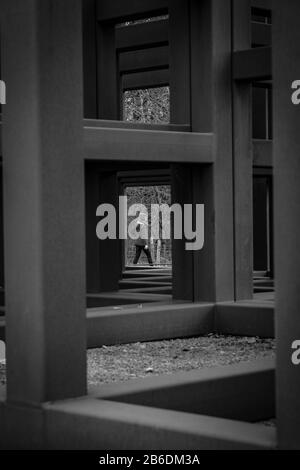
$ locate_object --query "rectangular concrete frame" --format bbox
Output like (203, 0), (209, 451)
(0, 0), (281, 451)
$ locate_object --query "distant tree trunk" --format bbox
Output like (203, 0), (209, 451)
(156, 239), (161, 265)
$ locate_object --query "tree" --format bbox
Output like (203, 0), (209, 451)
(123, 87), (170, 124)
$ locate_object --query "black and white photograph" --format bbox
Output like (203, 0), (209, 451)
(0, 0), (299, 458)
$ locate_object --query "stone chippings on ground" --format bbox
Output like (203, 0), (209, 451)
(0, 335), (275, 388)
(87, 335), (275, 387)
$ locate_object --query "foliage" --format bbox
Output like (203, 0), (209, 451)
(123, 87), (170, 124)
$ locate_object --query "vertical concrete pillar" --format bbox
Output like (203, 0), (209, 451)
(169, 0), (191, 125)
(273, 0), (300, 449)
(98, 171), (120, 292)
(2, 0), (87, 404)
(169, 0), (192, 300)
(232, 0), (253, 300)
(85, 163), (101, 293)
(211, 0), (235, 302)
(97, 22), (119, 120)
(190, 0), (235, 302)
(0, 167), (4, 291)
(85, 165), (120, 294)
(83, 0), (98, 119)
(171, 164), (194, 301)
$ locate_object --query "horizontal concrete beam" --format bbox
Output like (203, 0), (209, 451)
(1, 298), (275, 347)
(87, 303), (214, 348)
(1, 298), (275, 346)
(84, 127), (213, 163)
(116, 19), (168, 51)
(87, 292), (171, 308)
(119, 46), (168, 74)
(252, 0), (273, 11)
(121, 275), (172, 282)
(119, 280), (171, 289)
(233, 47), (272, 81)
(254, 279), (274, 288)
(97, 0), (169, 23)
(120, 286), (172, 295)
(254, 287), (274, 293)
(125, 265), (171, 271)
(1, 119), (190, 155)
(122, 68), (169, 90)
(122, 275), (171, 282)
(44, 398), (276, 450)
(92, 359), (275, 423)
(253, 139), (273, 167)
(122, 270), (172, 279)
(215, 301), (274, 338)
(84, 119), (189, 133)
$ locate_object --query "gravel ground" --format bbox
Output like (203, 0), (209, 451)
(0, 335), (275, 388)
(88, 335), (275, 387)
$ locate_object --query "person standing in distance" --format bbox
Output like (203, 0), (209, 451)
(133, 222), (154, 266)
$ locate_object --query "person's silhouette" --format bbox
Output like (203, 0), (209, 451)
(133, 222), (153, 266)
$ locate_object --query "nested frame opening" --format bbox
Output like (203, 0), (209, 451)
(119, 174), (172, 269)
(85, 161), (212, 305)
